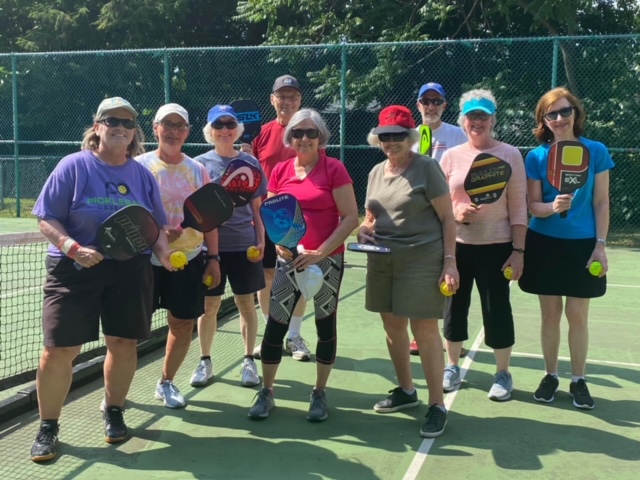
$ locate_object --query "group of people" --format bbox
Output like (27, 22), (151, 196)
(28, 74), (612, 461)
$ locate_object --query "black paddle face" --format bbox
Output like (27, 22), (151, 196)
(98, 205), (160, 260)
(464, 153), (512, 206)
(181, 183), (234, 232)
(220, 159), (264, 207)
(346, 242), (391, 254)
(230, 99), (261, 143)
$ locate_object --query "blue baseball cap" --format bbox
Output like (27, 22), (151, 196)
(207, 105), (238, 124)
(418, 82), (446, 100)
(462, 98), (496, 115)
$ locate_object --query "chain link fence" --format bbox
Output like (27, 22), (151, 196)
(1, 35), (639, 241)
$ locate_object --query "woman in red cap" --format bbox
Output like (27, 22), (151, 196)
(357, 105), (459, 438)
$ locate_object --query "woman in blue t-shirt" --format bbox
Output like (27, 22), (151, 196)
(519, 87), (614, 411)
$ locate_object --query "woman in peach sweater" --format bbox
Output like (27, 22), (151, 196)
(439, 89), (528, 401)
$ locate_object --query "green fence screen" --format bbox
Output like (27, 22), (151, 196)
(1, 35), (639, 240)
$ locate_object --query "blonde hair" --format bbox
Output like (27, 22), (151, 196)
(81, 123), (145, 157)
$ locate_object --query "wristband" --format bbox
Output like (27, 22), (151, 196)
(58, 237), (80, 259)
(444, 255), (456, 261)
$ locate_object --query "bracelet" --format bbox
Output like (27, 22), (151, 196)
(444, 255), (456, 261)
(58, 236), (80, 259)
(513, 247), (525, 254)
(205, 254), (220, 262)
(596, 238), (606, 246)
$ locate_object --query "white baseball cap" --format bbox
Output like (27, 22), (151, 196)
(154, 103), (189, 123)
(294, 264), (324, 301)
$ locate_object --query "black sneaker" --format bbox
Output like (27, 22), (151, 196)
(533, 374), (559, 403)
(570, 379), (595, 410)
(31, 421), (59, 462)
(103, 406), (128, 443)
(373, 387), (419, 413)
(420, 404), (448, 438)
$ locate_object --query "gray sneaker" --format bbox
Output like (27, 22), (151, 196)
(443, 365), (461, 392)
(307, 388), (329, 422)
(248, 387), (275, 419)
(488, 370), (513, 401)
(190, 359), (213, 387)
(240, 358), (260, 387)
(285, 335), (311, 361)
(155, 380), (186, 409)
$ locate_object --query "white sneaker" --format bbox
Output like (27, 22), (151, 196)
(241, 358), (260, 387)
(190, 359), (213, 387)
(155, 380), (186, 408)
(285, 335), (311, 361)
(252, 343), (262, 360)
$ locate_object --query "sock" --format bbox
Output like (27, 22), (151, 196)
(244, 354), (255, 361)
(436, 404), (447, 413)
(402, 387), (416, 396)
(41, 419), (58, 427)
(263, 313), (269, 324)
(201, 356), (211, 362)
(571, 375), (585, 383)
(288, 315), (303, 339)
(546, 372), (558, 378)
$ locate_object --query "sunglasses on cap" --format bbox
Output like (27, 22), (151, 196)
(465, 111), (491, 121)
(98, 117), (136, 129)
(291, 128), (320, 139)
(543, 106), (575, 121)
(212, 121), (238, 130)
(378, 132), (409, 143)
(418, 98), (445, 106)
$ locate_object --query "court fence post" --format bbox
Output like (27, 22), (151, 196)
(340, 36), (348, 164)
(11, 55), (20, 218)
(551, 39), (559, 89)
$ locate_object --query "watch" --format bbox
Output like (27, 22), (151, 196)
(205, 254), (220, 262)
(513, 247), (525, 254)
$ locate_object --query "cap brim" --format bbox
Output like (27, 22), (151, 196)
(372, 125), (410, 135)
(99, 105), (138, 119)
(463, 107), (494, 115)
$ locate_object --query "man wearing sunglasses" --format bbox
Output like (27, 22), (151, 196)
(410, 82), (468, 357)
(241, 75), (312, 362)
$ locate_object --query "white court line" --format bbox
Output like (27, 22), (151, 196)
(476, 348), (640, 369)
(402, 328), (486, 480)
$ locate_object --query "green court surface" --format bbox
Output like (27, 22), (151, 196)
(0, 248), (638, 479)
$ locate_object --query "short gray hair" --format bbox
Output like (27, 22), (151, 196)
(367, 128), (420, 148)
(457, 88), (497, 134)
(283, 109), (330, 149)
(202, 122), (245, 145)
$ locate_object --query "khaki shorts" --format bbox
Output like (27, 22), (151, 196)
(365, 241), (446, 319)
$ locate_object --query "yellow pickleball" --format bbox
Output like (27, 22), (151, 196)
(588, 261), (602, 277)
(440, 281), (453, 297)
(203, 276), (213, 287)
(503, 266), (513, 280)
(169, 251), (187, 269)
(247, 246), (260, 259)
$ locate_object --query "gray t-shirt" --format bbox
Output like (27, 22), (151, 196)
(365, 154), (449, 251)
(194, 150), (267, 252)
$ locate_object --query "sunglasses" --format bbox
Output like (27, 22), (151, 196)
(466, 111), (491, 121)
(98, 117), (136, 129)
(419, 98), (445, 106)
(543, 106), (575, 121)
(378, 132), (409, 143)
(291, 128), (320, 139)
(160, 121), (190, 131)
(212, 121), (238, 130)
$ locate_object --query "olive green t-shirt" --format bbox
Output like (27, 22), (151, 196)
(365, 154), (449, 251)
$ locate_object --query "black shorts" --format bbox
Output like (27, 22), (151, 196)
(262, 235), (278, 269)
(206, 251), (266, 296)
(443, 242), (514, 349)
(519, 229), (606, 298)
(153, 252), (206, 319)
(42, 255), (154, 347)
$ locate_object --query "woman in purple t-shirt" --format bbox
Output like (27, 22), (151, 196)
(29, 97), (173, 463)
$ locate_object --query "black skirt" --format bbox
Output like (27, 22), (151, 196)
(518, 229), (606, 298)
